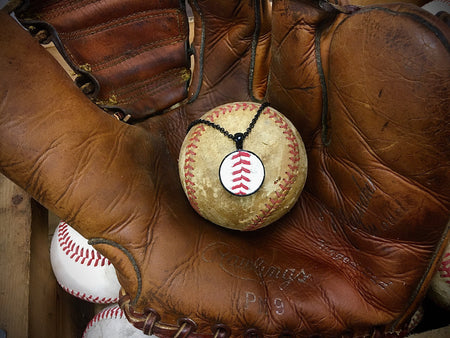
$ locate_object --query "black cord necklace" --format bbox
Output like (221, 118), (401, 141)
(188, 102), (269, 150)
(187, 102), (269, 196)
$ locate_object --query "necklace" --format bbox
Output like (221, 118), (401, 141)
(187, 102), (269, 196)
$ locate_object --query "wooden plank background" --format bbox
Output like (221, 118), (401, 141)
(0, 175), (32, 337)
(0, 174), (93, 338)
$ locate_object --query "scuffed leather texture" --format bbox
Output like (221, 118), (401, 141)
(16, 0), (191, 121)
(0, 0), (449, 337)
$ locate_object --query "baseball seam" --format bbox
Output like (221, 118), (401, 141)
(438, 252), (450, 283)
(183, 103), (300, 229)
(246, 109), (300, 230)
(59, 282), (119, 304)
(183, 125), (205, 213)
(407, 306), (424, 332)
(83, 305), (123, 337)
(231, 151), (252, 195)
(183, 103), (257, 214)
(58, 222), (111, 267)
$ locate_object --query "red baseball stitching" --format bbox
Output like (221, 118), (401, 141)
(183, 125), (206, 213)
(59, 282), (119, 304)
(183, 104), (257, 212)
(231, 151), (252, 195)
(407, 306), (423, 332)
(245, 109), (301, 230)
(58, 222), (111, 267)
(83, 305), (123, 337)
(438, 252), (450, 283)
(183, 102), (301, 229)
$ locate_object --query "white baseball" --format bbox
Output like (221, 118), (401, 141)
(428, 241), (450, 310)
(422, 0), (450, 15)
(50, 221), (121, 303)
(178, 102), (308, 231)
(83, 304), (156, 338)
(406, 305), (424, 332)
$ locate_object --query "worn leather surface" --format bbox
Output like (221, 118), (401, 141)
(16, 0), (190, 121)
(0, 0), (449, 336)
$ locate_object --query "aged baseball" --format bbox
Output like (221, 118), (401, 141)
(422, 0), (450, 15)
(428, 241), (450, 310)
(50, 221), (121, 303)
(178, 102), (307, 231)
(83, 304), (156, 338)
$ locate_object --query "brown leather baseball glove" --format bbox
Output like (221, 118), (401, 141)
(1, 0), (449, 336)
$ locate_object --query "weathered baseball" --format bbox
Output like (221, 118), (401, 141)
(50, 221), (121, 303)
(178, 102), (307, 231)
(83, 304), (156, 338)
(428, 241), (450, 310)
(422, 0), (450, 15)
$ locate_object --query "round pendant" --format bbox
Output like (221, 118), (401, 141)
(219, 150), (265, 196)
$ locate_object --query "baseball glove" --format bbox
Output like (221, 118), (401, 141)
(1, 0), (449, 336)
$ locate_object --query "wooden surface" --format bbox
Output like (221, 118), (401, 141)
(28, 200), (55, 338)
(0, 174), (93, 338)
(29, 201), (94, 338)
(0, 174), (32, 338)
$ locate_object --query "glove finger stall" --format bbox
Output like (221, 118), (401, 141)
(15, 0), (191, 122)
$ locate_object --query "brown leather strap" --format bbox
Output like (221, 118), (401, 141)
(119, 289), (220, 337)
(118, 288), (420, 337)
(16, 0), (191, 122)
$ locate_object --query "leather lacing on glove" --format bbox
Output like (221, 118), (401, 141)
(14, 0), (192, 123)
(117, 288), (426, 337)
(1, 0), (449, 337)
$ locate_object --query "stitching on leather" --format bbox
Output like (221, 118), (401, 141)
(88, 237), (142, 306)
(58, 11), (185, 71)
(33, 0), (109, 20)
(58, 10), (182, 40)
(359, 7), (449, 51)
(112, 68), (187, 95)
(94, 37), (185, 72)
(112, 69), (189, 106)
(63, 43), (84, 69)
(116, 77), (186, 106)
(61, 35), (186, 74)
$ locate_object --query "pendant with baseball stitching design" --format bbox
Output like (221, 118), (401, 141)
(187, 102), (270, 197)
(219, 149), (265, 196)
